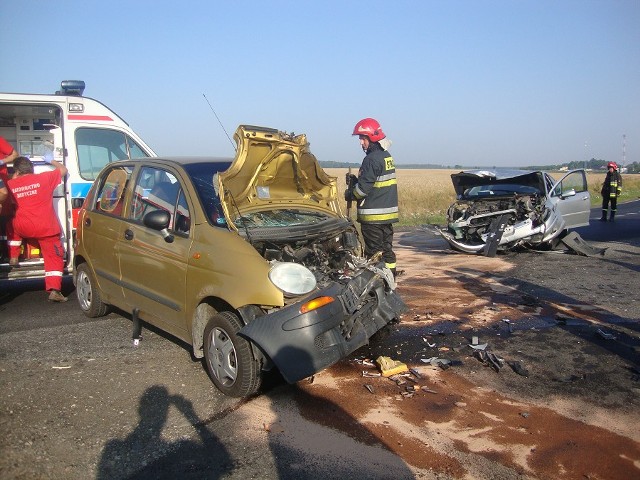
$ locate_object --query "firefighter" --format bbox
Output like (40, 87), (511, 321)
(6, 156), (69, 302)
(345, 117), (399, 278)
(600, 161), (622, 222)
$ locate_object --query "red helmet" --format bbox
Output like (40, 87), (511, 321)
(607, 161), (618, 170)
(352, 117), (386, 142)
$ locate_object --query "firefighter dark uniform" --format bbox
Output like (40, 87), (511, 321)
(600, 161), (622, 222)
(7, 156), (68, 301)
(347, 118), (399, 276)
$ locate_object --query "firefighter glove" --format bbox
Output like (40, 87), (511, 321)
(346, 173), (358, 188)
(344, 189), (355, 201)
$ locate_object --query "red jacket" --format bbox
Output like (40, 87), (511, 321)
(7, 169), (62, 238)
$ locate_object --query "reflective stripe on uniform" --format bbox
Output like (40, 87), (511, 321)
(45, 271), (63, 277)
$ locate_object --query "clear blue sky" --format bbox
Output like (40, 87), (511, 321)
(1, 1), (638, 167)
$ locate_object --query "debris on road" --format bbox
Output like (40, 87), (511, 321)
(364, 384), (375, 394)
(597, 328), (617, 340)
(508, 360), (530, 377)
(376, 356), (409, 377)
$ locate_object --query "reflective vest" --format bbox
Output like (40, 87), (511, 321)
(602, 171), (622, 198)
(353, 148), (399, 224)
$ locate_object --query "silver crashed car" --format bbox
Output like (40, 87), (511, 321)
(439, 169), (591, 256)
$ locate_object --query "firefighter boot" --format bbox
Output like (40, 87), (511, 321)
(599, 211), (607, 222)
(609, 211), (616, 222)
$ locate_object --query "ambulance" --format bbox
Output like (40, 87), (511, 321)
(0, 80), (156, 280)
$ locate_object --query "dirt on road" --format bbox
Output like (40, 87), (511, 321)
(289, 229), (640, 479)
(1, 228), (638, 480)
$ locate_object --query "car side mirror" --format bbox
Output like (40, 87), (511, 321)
(143, 210), (174, 243)
(560, 188), (576, 199)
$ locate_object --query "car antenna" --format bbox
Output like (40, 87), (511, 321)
(203, 93), (236, 152)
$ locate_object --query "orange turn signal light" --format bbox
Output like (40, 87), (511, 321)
(300, 296), (335, 314)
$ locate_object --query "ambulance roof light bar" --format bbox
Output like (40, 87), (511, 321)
(56, 80), (85, 97)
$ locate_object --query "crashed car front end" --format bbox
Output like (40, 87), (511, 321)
(440, 170), (568, 255)
(239, 256), (404, 383)
(219, 125), (406, 383)
(442, 192), (566, 254)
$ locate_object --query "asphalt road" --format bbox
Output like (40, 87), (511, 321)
(0, 200), (638, 479)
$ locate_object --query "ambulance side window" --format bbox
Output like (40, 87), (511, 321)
(76, 128), (150, 181)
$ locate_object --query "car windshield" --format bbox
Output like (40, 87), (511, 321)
(464, 183), (540, 198)
(234, 209), (331, 229)
(184, 162), (232, 226)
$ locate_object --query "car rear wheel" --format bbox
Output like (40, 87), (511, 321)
(203, 311), (261, 397)
(76, 263), (110, 317)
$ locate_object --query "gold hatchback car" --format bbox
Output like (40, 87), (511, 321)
(74, 125), (405, 397)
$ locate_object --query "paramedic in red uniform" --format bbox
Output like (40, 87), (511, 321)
(0, 136), (18, 263)
(7, 156), (69, 302)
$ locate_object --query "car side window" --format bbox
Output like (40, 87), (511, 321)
(130, 167), (190, 235)
(552, 171), (588, 197)
(93, 166), (134, 217)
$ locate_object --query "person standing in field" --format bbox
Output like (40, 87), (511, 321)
(600, 161), (622, 222)
(7, 156), (69, 302)
(345, 117), (399, 278)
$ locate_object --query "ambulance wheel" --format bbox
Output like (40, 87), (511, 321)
(203, 311), (261, 397)
(76, 263), (110, 317)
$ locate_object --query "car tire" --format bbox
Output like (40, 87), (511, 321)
(203, 311), (261, 397)
(76, 263), (110, 318)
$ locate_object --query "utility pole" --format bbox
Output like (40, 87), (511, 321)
(622, 134), (626, 166)
(584, 141), (588, 170)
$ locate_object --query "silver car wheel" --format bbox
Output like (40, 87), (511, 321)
(76, 268), (93, 311)
(207, 327), (238, 387)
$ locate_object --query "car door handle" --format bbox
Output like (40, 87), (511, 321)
(124, 229), (134, 241)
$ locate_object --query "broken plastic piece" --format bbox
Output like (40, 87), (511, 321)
(560, 231), (607, 256)
(362, 370), (381, 378)
(508, 361), (529, 377)
(389, 374), (407, 385)
(376, 356), (409, 377)
(486, 353), (504, 372)
(409, 368), (422, 379)
(596, 328), (616, 340)
(364, 384), (374, 394)
(469, 343), (488, 351)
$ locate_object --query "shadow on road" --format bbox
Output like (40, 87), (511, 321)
(96, 385), (233, 480)
(265, 346), (416, 479)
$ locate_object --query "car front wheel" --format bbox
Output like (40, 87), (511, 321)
(203, 311), (261, 397)
(76, 263), (110, 318)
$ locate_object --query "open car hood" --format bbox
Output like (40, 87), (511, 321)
(451, 169), (547, 197)
(218, 125), (341, 230)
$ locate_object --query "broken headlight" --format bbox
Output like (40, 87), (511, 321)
(269, 262), (317, 296)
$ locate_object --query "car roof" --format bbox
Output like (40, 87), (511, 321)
(125, 156), (235, 166)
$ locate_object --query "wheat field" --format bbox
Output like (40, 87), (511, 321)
(326, 168), (639, 226)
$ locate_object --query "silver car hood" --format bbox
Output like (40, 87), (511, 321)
(451, 170), (546, 197)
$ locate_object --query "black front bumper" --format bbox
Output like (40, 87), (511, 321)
(238, 268), (406, 383)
